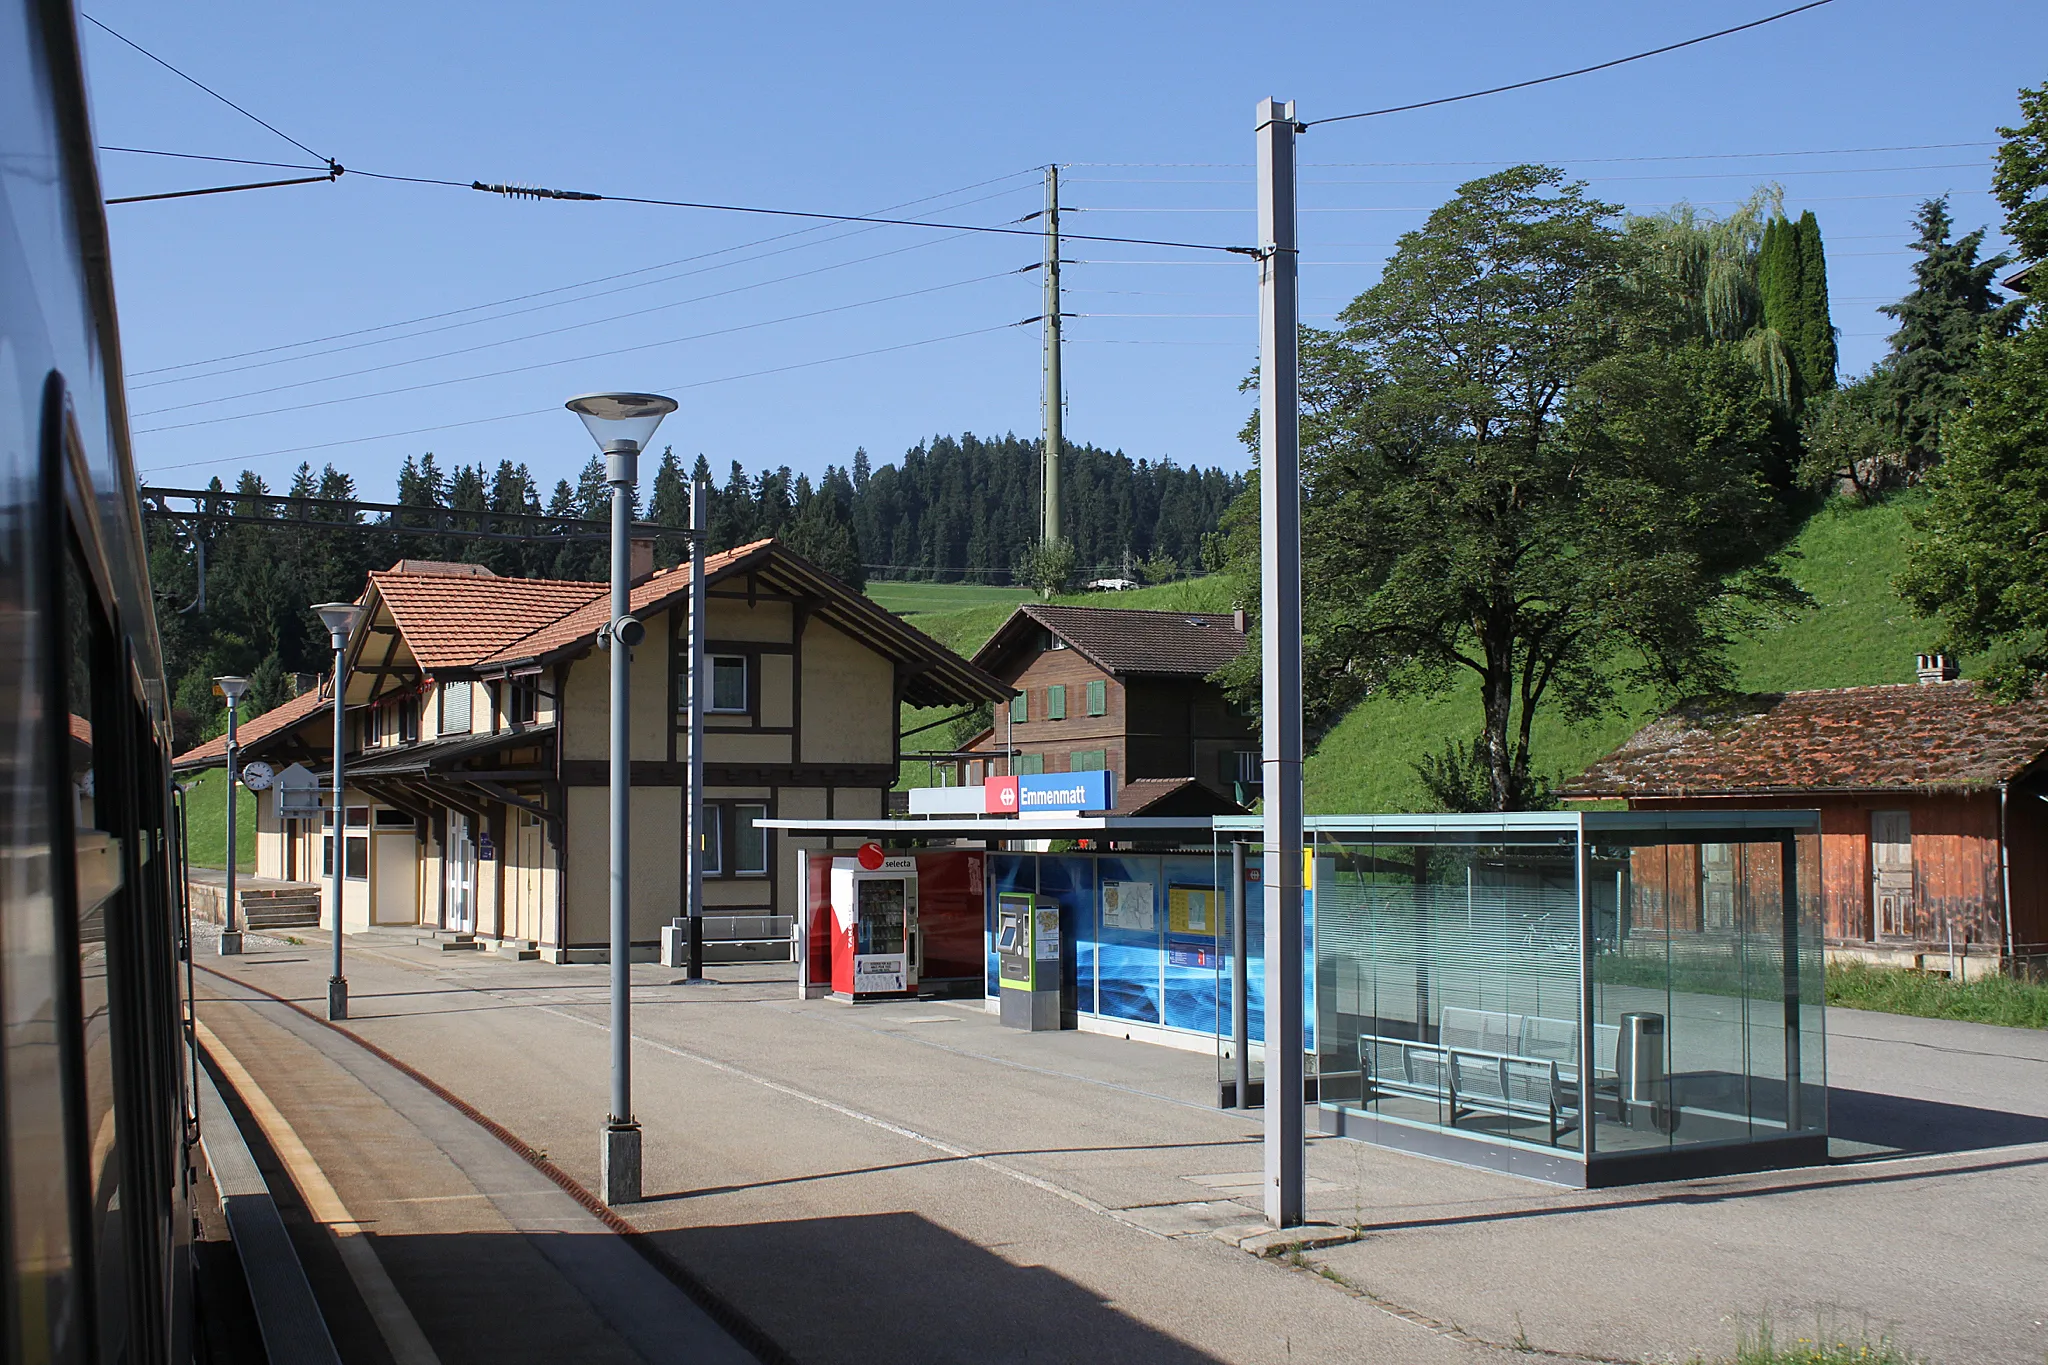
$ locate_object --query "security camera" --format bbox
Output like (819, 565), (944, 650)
(614, 614), (646, 648)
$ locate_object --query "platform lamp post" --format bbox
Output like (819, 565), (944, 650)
(312, 600), (362, 1021)
(213, 675), (251, 956)
(565, 390), (678, 1207)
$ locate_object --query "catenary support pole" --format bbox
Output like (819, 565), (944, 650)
(1232, 838), (1249, 1110)
(220, 695), (242, 955)
(603, 441), (642, 1204)
(1042, 164), (1064, 557)
(1256, 95), (1305, 1229)
(685, 475), (708, 982)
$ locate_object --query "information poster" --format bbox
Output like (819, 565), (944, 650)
(854, 954), (906, 993)
(1101, 879), (1155, 933)
(1168, 886), (1213, 938)
(1034, 907), (1061, 961)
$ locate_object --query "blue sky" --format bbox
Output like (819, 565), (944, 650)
(87, 0), (2044, 501)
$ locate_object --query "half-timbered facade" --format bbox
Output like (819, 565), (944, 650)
(174, 541), (1005, 961)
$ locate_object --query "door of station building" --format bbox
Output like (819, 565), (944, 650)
(1872, 810), (1912, 939)
(447, 812), (477, 933)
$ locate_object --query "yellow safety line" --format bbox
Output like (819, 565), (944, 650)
(198, 1015), (443, 1365)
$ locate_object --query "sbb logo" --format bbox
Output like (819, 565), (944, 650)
(983, 777), (1019, 814)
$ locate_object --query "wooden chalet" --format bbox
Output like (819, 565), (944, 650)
(949, 603), (1253, 816)
(1564, 658), (2048, 974)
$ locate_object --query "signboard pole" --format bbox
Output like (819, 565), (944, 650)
(1256, 95), (1306, 1230)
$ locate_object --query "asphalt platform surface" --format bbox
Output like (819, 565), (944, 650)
(190, 924), (2048, 1364)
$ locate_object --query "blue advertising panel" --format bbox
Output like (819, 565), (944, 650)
(1016, 770), (1110, 813)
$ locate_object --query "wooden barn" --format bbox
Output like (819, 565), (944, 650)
(1565, 659), (2048, 976)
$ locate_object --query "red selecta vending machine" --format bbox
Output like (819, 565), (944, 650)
(807, 848), (987, 1002)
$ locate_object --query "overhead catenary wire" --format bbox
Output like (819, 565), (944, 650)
(1067, 141), (1998, 170)
(1307, 0), (1840, 127)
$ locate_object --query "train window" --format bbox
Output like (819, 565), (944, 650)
(62, 532), (132, 1359)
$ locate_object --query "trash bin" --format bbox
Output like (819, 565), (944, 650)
(1616, 1011), (1672, 1132)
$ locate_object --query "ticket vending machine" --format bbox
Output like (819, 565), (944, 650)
(996, 891), (1061, 1030)
(830, 855), (919, 1000)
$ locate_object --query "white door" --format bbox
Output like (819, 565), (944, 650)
(1872, 810), (1912, 938)
(447, 813), (477, 933)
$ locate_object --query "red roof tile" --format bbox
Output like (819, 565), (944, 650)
(478, 542), (766, 666)
(172, 684), (328, 770)
(367, 567), (607, 674)
(1564, 681), (2048, 798)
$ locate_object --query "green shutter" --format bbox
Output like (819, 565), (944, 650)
(1015, 753), (1044, 775)
(1009, 692), (1026, 723)
(1047, 684), (1066, 720)
(1086, 679), (1106, 716)
(1071, 749), (1106, 771)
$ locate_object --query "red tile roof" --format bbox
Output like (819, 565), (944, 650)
(1564, 681), (2048, 799)
(477, 543), (766, 666)
(367, 566), (607, 673)
(172, 684), (328, 770)
(973, 604), (1248, 679)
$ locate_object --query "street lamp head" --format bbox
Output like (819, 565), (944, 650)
(213, 675), (251, 705)
(312, 601), (363, 647)
(565, 392), (677, 457)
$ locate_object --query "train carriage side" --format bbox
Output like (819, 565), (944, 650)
(2, 1), (196, 1362)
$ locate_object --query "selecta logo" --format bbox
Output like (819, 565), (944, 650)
(983, 777), (1019, 814)
(856, 841), (886, 870)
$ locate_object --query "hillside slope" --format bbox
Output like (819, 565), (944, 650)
(1304, 495), (1944, 813)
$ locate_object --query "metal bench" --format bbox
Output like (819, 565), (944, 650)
(1357, 1009), (1622, 1146)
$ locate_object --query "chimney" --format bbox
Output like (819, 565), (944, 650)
(630, 537), (656, 584)
(1915, 652), (1959, 685)
(1232, 607), (1247, 635)
(292, 671), (320, 696)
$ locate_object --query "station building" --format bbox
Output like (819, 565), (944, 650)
(172, 539), (1007, 960)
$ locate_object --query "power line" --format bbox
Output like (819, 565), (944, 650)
(1309, 0), (1840, 127)
(130, 171), (1040, 378)
(1070, 142), (1996, 171)
(135, 272), (1030, 434)
(133, 252), (1034, 417)
(81, 13), (336, 167)
(132, 201), (1024, 396)
(136, 321), (1027, 475)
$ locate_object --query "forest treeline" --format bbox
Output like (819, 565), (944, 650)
(147, 434), (1241, 746)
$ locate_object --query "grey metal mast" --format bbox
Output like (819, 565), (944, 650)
(1256, 96), (1305, 1230)
(1042, 164), (1064, 555)
(685, 475), (708, 981)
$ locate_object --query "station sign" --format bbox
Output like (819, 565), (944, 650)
(1017, 771), (1109, 814)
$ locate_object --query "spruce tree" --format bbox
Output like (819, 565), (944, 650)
(1993, 78), (2048, 265)
(1879, 196), (2021, 466)
(1755, 216), (1806, 406)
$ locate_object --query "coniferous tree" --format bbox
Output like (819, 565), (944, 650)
(1795, 210), (1837, 395)
(1757, 215), (1806, 402)
(1880, 196), (2021, 467)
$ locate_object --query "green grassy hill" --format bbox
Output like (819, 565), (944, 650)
(1304, 494), (1944, 813)
(865, 580), (1033, 614)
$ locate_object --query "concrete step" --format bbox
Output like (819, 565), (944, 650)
(495, 940), (541, 962)
(440, 933), (484, 953)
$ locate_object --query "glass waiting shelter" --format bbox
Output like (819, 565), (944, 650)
(1218, 811), (1828, 1187)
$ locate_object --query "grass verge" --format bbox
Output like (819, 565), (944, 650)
(1826, 960), (2048, 1029)
(1726, 1317), (1924, 1363)
(178, 766), (255, 872)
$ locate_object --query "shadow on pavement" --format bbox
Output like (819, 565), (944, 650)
(1827, 1086), (2048, 1158)
(650, 1211), (1229, 1365)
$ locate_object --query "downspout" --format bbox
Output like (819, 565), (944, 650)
(1999, 782), (2015, 966)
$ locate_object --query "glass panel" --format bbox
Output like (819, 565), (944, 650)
(855, 879), (905, 954)
(1316, 834), (1584, 1152)
(702, 805), (722, 875)
(345, 835), (369, 880)
(711, 657), (748, 712)
(735, 803), (767, 874)
(1095, 856), (1163, 1024)
(1590, 834), (1827, 1158)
